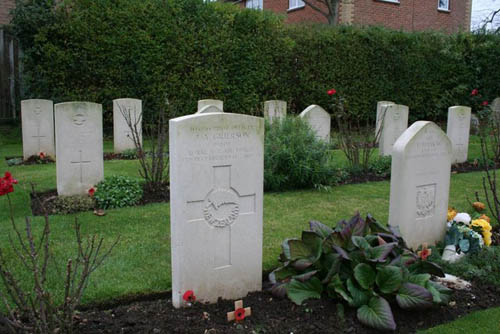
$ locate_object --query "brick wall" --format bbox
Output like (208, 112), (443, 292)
(238, 0), (470, 32)
(0, 0), (15, 26)
(352, 0), (469, 33)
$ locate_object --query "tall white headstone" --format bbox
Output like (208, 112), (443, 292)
(113, 98), (142, 153)
(21, 99), (55, 160)
(389, 121), (452, 250)
(378, 104), (409, 156)
(170, 113), (264, 308)
(447, 106), (471, 164)
(491, 97), (500, 123)
(198, 99), (223, 112)
(375, 101), (395, 142)
(196, 105), (223, 114)
(55, 102), (104, 196)
(299, 105), (331, 141)
(264, 100), (286, 124)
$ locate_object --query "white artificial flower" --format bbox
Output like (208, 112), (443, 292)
(454, 213), (471, 225)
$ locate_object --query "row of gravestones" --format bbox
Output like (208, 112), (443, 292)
(21, 99), (142, 196)
(375, 101), (482, 164)
(200, 99), (332, 142)
(168, 104), (471, 307)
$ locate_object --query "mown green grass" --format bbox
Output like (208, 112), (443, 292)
(422, 307), (500, 334)
(0, 126), (498, 333)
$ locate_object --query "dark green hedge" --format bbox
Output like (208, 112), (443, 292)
(10, 0), (500, 126)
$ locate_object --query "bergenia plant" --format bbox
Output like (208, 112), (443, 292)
(269, 213), (451, 331)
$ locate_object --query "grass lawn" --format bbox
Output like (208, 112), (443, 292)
(1, 126), (499, 332)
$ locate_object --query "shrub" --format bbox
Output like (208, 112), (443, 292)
(121, 148), (138, 160)
(264, 117), (335, 191)
(269, 213), (451, 331)
(51, 195), (95, 214)
(94, 176), (143, 209)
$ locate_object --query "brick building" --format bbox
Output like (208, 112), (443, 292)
(0, 0), (15, 26)
(239, 0), (472, 33)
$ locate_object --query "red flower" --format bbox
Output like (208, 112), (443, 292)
(327, 89), (336, 96)
(0, 172), (18, 196)
(182, 290), (196, 303)
(88, 187), (95, 197)
(39, 152), (46, 159)
(482, 100), (489, 106)
(471, 89), (478, 96)
(234, 308), (246, 321)
(417, 245), (432, 261)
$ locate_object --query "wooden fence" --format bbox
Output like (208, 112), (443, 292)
(0, 28), (21, 121)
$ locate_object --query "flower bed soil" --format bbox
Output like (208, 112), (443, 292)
(30, 182), (170, 216)
(103, 153), (139, 160)
(54, 279), (500, 333)
(5, 155), (55, 165)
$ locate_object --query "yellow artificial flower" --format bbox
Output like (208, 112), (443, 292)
(473, 202), (486, 212)
(447, 208), (457, 221)
(471, 219), (492, 232)
(483, 230), (492, 246)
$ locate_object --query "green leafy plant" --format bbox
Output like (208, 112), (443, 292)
(264, 117), (336, 191)
(94, 176), (143, 209)
(269, 213), (451, 331)
(120, 148), (138, 160)
(52, 195), (95, 215)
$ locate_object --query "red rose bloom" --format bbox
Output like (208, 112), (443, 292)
(39, 152), (46, 159)
(482, 101), (489, 106)
(234, 308), (246, 321)
(0, 172), (18, 196)
(327, 89), (336, 96)
(182, 290), (196, 303)
(471, 89), (478, 96)
(88, 187), (95, 197)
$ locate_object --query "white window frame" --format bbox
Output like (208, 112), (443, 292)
(438, 0), (449, 11)
(246, 0), (263, 10)
(289, 0), (305, 10)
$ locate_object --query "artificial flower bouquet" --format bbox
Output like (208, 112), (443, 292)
(444, 203), (492, 259)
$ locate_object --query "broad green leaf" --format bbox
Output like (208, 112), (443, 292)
(288, 239), (312, 260)
(293, 270), (318, 282)
(309, 220), (333, 239)
(354, 263), (376, 289)
(408, 260), (445, 277)
(396, 283), (433, 309)
(425, 281), (442, 303)
(269, 266), (296, 283)
(366, 242), (397, 262)
(270, 282), (288, 298)
(352, 236), (371, 250)
(286, 277), (323, 305)
(321, 253), (342, 284)
(327, 274), (352, 304)
(346, 278), (370, 307)
(280, 238), (293, 261)
(357, 296), (396, 331)
(323, 231), (345, 250)
(376, 266), (403, 294)
(407, 273), (431, 287)
(427, 281), (452, 304)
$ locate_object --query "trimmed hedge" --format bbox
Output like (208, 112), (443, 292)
(10, 0), (500, 126)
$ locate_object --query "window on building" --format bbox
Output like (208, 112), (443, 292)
(289, 0), (305, 10)
(438, 0), (449, 10)
(246, 0), (263, 10)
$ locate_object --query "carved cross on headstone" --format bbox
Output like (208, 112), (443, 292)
(31, 126), (46, 152)
(186, 165), (256, 270)
(70, 150), (91, 183)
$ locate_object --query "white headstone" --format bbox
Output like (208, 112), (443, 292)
(447, 106), (471, 164)
(491, 97), (500, 123)
(470, 114), (479, 135)
(389, 121), (452, 250)
(378, 104), (409, 156)
(375, 101), (395, 142)
(170, 113), (264, 308)
(21, 99), (55, 160)
(299, 105), (331, 141)
(264, 100), (286, 124)
(55, 102), (104, 196)
(196, 105), (223, 114)
(198, 99), (223, 112)
(113, 98), (142, 153)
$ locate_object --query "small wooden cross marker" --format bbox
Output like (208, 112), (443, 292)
(226, 300), (251, 322)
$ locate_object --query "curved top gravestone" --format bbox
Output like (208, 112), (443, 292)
(447, 106), (471, 164)
(55, 102), (104, 196)
(113, 98), (142, 153)
(197, 99), (223, 112)
(21, 99), (55, 160)
(196, 105), (223, 114)
(389, 121), (452, 250)
(169, 112), (264, 308)
(299, 105), (331, 141)
(263, 100), (286, 124)
(377, 104), (409, 156)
